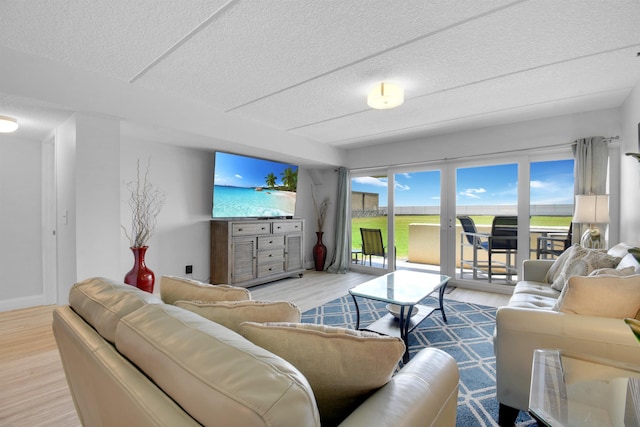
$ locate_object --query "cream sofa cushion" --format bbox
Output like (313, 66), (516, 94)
(550, 246), (620, 291)
(160, 275), (250, 305)
(69, 277), (161, 344)
(116, 304), (320, 427)
(239, 322), (405, 427)
(555, 274), (640, 318)
(175, 300), (301, 333)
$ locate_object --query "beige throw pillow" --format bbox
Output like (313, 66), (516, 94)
(550, 246), (621, 291)
(160, 275), (250, 305)
(239, 322), (405, 427)
(555, 274), (640, 318)
(175, 300), (301, 333)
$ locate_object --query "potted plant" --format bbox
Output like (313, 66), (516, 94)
(122, 158), (165, 292)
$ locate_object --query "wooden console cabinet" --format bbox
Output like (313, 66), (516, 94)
(210, 219), (305, 287)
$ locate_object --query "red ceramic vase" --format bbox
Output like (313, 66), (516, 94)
(313, 231), (327, 271)
(124, 246), (155, 293)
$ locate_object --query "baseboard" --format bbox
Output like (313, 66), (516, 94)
(0, 294), (46, 312)
(449, 279), (515, 295)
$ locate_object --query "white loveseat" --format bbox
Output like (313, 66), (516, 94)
(494, 243), (640, 426)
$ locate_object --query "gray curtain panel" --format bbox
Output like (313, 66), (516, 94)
(572, 136), (609, 244)
(327, 167), (350, 273)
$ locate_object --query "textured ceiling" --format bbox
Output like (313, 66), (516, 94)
(0, 0), (639, 162)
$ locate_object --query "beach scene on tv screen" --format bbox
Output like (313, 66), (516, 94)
(212, 152), (298, 218)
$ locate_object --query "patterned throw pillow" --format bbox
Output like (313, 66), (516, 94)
(239, 322), (405, 427)
(544, 244), (578, 284)
(550, 246), (621, 291)
(588, 266), (635, 277)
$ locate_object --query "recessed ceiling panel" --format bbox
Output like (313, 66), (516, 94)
(0, 0), (230, 80)
(133, 0), (516, 110)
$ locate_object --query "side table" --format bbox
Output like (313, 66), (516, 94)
(529, 349), (640, 427)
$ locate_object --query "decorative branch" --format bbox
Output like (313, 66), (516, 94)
(311, 187), (330, 233)
(123, 158), (165, 248)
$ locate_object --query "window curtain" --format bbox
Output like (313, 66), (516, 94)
(327, 167), (350, 273)
(572, 136), (609, 244)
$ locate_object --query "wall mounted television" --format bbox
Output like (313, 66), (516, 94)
(212, 151), (299, 219)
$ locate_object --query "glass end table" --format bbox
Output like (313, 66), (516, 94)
(529, 349), (640, 427)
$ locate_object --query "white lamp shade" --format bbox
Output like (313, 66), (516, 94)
(0, 115), (18, 133)
(572, 194), (610, 224)
(367, 82), (404, 109)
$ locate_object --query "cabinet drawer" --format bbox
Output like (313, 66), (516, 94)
(257, 262), (284, 276)
(258, 235), (284, 249)
(232, 222), (271, 236)
(257, 249), (284, 264)
(272, 221), (303, 234)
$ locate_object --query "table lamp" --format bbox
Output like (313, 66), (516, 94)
(572, 194), (610, 249)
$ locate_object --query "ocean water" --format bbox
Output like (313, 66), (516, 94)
(212, 186), (296, 217)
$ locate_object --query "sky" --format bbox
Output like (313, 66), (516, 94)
(213, 151), (298, 188)
(351, 159), (574, 207)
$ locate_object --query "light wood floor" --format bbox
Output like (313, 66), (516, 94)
(0, 270), (509, 426)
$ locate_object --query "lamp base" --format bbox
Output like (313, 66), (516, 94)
(580, 227), (603, 249)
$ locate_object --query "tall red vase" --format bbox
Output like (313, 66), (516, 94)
(313, 231), (327, 271)
(124, 246), (155, 293)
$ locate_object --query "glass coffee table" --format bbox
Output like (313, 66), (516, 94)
(348, 270), (450, 363)
(529, 349), (640, 427)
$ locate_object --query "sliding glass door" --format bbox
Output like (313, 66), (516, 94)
(350, 172), (391, 272)
(393, 169), (441, 273)
(348, 151), (574, 287)
(455, 163), (519, 284)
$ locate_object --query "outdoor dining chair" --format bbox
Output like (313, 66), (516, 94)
(360, 228), (389, 268)
(536, 223), (572, 259)
(457, 216), (490, 279)
(487, 215), (518, 283)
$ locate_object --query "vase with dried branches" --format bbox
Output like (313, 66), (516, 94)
(122, 159), (165, 293)
(312, 190), (330, 271)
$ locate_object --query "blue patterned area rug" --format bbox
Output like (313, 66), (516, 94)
(302, 295), (537, 427)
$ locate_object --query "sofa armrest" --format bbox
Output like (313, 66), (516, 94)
(522, 259), (555, 282)
(495, 306), (640, 412)
(339, 348), (459, 427)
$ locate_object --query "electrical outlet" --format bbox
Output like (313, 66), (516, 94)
(185, 265), (193, 275)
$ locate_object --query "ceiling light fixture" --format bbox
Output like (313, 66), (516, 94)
(0, 115), (19, 133)
(367, 82), (404, 110)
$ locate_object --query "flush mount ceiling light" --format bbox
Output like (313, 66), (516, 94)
(367, 82), (404, 110)
(0, 115), (19, 133)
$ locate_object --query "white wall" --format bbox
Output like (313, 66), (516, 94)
(0, 134), (43, 310)
(346, 109), (621, 170)
(120, 139), (216, 284)
(75, 114), (121, 280)
(620, 82), (640, 243)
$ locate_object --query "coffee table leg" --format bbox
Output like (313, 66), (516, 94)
(349, 293), (361, 330)
(438, 281), (448, 323)
(399, 306), (411, 364)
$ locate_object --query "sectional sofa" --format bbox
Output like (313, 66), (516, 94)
(53, 276), (460, 427)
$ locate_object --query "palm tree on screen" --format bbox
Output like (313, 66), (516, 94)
(265, 172), (277, 189)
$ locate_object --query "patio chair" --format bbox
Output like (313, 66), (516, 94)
(536, 223), (572, 259)
(487, 215), (518, 283)
(457, 216), (490, 279)
(360, 228), (389, 268)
